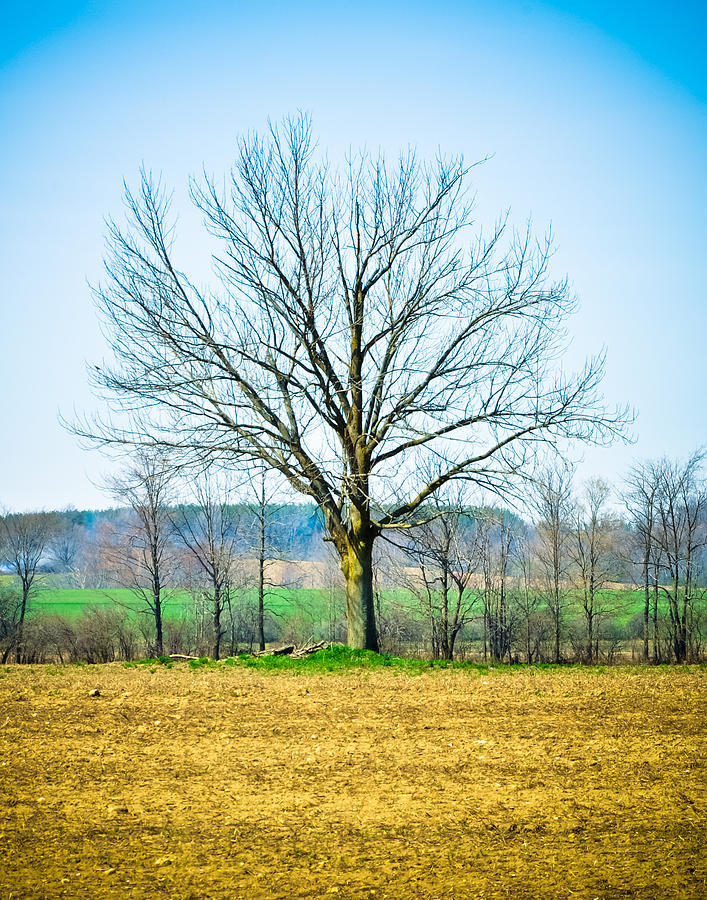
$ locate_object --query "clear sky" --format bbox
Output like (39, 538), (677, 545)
(1, 0), (705, 512)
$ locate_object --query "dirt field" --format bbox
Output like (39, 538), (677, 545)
(0, 662), (704, 899)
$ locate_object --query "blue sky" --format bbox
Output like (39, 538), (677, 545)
(1, 1), (705, 511)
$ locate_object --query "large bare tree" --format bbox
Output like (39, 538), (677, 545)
(76, 114), (629, 650)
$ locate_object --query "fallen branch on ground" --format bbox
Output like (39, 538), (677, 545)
(291, 640), (329, 658)
(252, 641), (331, 658)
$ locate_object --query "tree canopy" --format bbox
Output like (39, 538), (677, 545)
(74, 114), (630, 648)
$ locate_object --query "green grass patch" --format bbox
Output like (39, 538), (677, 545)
(133, 647), (706, 676)
(176, 645), (502, 675)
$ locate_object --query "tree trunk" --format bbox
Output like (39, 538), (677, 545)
(15, 586), (29, 664)
(553, 533), (562, 664)
(257, 475), (266, 652)
(342, 536), (378, 651)
(642, 555), (650, 662)
(440, 560), (450, 660)
(449, 626), (459, 661)
(258, 555), (265, 653)
(680, 580), (689, 663)
(150, 535), (164, 657)
(652, 564), (659, 663)
(526, 611), (532, 665)
(225, 595), (237, 655)
(671, 571), (684, 662)
(586, 571), (595, 664)
(154, 597), (164, 657)
(212, 583), (221, 660)
(499, 577), (508, 663)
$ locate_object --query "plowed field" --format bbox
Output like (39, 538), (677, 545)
(0, 663), (704, 898)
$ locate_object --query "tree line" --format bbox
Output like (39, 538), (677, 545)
(1, 449), (704, 664)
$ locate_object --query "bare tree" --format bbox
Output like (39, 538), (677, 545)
(487, 510), (521, 663)
(51, 517), (81, 575)
(0, 511), (57, 662)
(0, 586), (22, 664)
(75, 114), (630, 650)
(243, 468), (288, 652)
(399, 492), (478, 660)
(624, 460), (662, 662)
(570, 478), (621, 662)
(510, 522), (546, 664)
(652, 451), (706, 662)
(532, 465), (574, 663)
(467, 507), (524, 663)
(474, 511), (494, 660)
(105, 452), (176, 657)
(171, 474), (242, 659)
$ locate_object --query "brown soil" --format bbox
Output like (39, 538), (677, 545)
(0, 664), (705, 899)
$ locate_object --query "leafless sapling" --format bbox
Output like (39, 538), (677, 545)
(104, 451), (176, 657)
(531, 464), (574, 663)
(171, 473), (242, 659)
(0, 511), (57, 662)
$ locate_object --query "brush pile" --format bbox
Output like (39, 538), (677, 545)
(252, 640), (331, 659)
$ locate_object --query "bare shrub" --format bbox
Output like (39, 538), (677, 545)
(280, 610), (316, 647)
(377, 605), (424, 657)
(37, 614), (79, 664)
(71, 608), (139, 663)
(163, 616), (196, 656)
(0, 587), (21, 663)
(16, 616), (54, 663)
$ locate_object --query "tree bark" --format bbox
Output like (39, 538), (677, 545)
(258, 533), (266, 653)
(212, 583), (221, 660)
(154, 598), (163, 657)
(587, 571), (595, 664)
(553, 551), (562, 664)
(652, 563), (659, 663)
(15, 587), (29, 664)
(440, 558), (450, 660)
(643, 555), (650, 662)
(342, 535), (378, 652)
(152, 556), (164, 657)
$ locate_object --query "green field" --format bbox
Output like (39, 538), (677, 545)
(23, 586), (335, 622)
(14, 583), (649, 626)
(0, 569), (655, 631)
